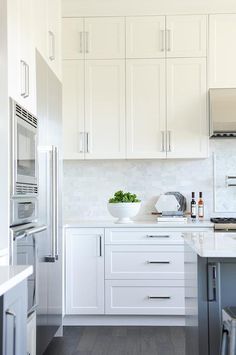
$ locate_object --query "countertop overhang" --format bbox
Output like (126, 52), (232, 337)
(0, 265), (33, 296)
(183, 231), (236, 258)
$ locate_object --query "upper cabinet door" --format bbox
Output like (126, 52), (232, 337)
(84, 17), (125, 59)
(209, 14), (236, 88)
(84, 60), (126, 159)
(126, 59), (166, 159)
(62, 18), (84, 60)
(166, 15), (207, 58)
(126, 16), (165, 58)
(47, 0), (61, 79)
(62, 60), (85, 160)
(8, 0), (36, 114)
(166, 58), (208, 159)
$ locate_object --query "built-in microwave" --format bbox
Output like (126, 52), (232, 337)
(10, 98), (38, 196)
(10, 196), (38, 226)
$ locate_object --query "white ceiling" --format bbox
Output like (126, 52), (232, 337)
(62, 0), (236, 17)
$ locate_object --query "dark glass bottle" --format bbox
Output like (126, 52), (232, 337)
(191, 192), (197, 219)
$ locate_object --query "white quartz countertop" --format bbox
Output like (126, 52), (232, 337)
(0, 265), (33, 296)
(183, 231), (236, 258)
(64, 219), (213, 229)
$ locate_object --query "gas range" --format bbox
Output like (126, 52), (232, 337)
(210, 218), (236, 231)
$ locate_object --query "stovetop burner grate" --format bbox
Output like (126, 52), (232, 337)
(211, 218), (236, 224)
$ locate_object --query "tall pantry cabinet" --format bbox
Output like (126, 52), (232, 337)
(62, 15), (209, 160)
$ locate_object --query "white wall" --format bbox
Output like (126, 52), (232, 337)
(62, 0), (236, 17)
(0, 0), (9, 252)
(63, 141), (236, 222)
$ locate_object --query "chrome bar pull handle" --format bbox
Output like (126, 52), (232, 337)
(20, 60), (27, 97)
(79, 31), (83, 53)
(146, 235), (170, 238)
(161, 131), (165, 152)
(6, 309), (16, 355)
(208, 264), (217, 301)
(45, 146), (58, 262)
(54, 146), (59, 260)
(148, 296), (171, 300)
(49, 31), (55, 61)
(168, 131), (172, 152)
(166, 29), (171, 51)
(85, 32), (89, 53)
(147, 261), (170, 264)
(160, 30), (165, 52)
(99, 236), (102, 257)
(86, 132), (90, 153)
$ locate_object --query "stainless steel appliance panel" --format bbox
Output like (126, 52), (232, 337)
(10, 223), (47, 315)
(10, 197), (38, 226)
(36, 50), (63, 355)
(209, 88), (236, 137)
(10, 99), (38, 196)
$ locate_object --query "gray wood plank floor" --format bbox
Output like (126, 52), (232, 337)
(44, 326), (185, 355)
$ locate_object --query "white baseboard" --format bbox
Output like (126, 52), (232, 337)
(63, 315), (185, 326)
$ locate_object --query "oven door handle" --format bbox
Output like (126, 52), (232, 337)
(13, 225), (47, 241)
(25, 225), (47, 237)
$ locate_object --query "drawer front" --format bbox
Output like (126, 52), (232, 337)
(105, 280), (185, 315)
(105, 245), (184, 280)
(105, 228), (184, 245)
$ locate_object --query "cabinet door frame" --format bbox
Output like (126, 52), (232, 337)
(166, 15), (207, 58)
(126, 58), (166, 159)
(65, 228), (105, 315)
(209, 14), (236, 88)
(84, 59), (126, 159)
(84, 17), (125, 59)
(166, 57), (208, 159)
(62, 60), (85, 160)
(62, 17), (84, 60)
(126, 16), (166, 58)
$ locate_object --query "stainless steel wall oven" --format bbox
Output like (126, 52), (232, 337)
(10, 98), (38, 196)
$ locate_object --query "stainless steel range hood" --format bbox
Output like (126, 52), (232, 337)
(209, 88), (236, 137)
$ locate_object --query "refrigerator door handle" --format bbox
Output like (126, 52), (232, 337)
(53, 146), (59, 260)
(45, 145), (59, 263)
(208, 263), (217, 301)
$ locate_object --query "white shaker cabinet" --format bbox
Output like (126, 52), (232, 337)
(209, 14), (236, 87)
(84, 17), (125, 59)
(125, 15), (207, 59)
(126, 59), (166, 159)
(47, 0), (61, 78)
(166, 58), (208, 158)
(63, 60), (126, 159)
(8, 0), (36, 114)
(62, 17), (125, 60)
(166, 15), (207, 58)
(84, 60), (126, 159)
(62, 60), (85, 160)
(65, 228), (104, 315)
(34, 0), (61, 79)
(62, 18), (84, 60)
(126, 16), (165, 58)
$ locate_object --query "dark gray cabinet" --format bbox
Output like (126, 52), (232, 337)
(0, 280), (27, 355)
(185, 242), (236, 355)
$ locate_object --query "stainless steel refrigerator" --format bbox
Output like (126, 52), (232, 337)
(36, 50), (63, 355)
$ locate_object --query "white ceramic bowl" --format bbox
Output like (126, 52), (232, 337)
(107, 202), (141, 224)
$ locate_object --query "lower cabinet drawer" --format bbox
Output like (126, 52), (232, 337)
(105, 245), (184, 280)
(105, 280), (185, 315)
